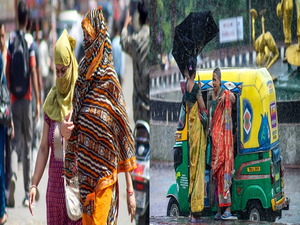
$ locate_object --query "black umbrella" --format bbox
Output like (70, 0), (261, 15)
(172, 11), (219, 77)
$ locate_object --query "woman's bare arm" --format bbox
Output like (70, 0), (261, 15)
(29, 120), (50, 215)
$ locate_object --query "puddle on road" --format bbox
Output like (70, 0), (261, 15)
(150, 216), (291, 225)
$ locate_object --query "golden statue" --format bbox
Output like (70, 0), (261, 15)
(277, 0), (293, 49)
(277, 0), (300, 66)
(250, 9), (279, 75)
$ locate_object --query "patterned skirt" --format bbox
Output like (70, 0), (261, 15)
(82, 181), (118, 225)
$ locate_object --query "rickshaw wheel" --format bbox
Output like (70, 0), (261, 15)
(167, 197), (180, 217)
(247, 200), (266, 221)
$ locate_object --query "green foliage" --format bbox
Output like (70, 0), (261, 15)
(151, 0), (293, 66)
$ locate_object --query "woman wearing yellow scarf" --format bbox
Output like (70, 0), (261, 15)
(28, 30), (82, 225)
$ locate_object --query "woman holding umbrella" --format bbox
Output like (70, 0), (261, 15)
(171, 11), (219, 222)
(184, 55), (208, 223)
(209, 67), (235, 220)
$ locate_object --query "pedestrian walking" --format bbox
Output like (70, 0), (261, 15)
(29, 29), (82, 225)
(60, 7), (137, 224)
(39, 23), (53, 101)
(112, 21), (125, 86)
(5, 0), (40, 208)
(0, 21), (13, 207)
(0, 46), (9, 225)
(120, 0), (150, 124)
(25, 11), (43, 202)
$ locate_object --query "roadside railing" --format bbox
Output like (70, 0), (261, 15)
(150, 98), (181, 124)
(150, 46), (286, 90)
(150, 98), (300, 124)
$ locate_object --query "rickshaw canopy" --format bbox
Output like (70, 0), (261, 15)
(195, 67), (278, 153)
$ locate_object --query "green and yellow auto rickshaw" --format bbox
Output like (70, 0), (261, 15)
(167, 67), (290, 222)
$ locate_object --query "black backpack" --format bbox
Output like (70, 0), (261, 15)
(10, 31), (30, 98)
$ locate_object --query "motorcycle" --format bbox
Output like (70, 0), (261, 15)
(131, 120), (150, 225)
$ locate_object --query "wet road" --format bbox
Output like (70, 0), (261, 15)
(150, 216), (293, 225)
(150, 162), (300, 224)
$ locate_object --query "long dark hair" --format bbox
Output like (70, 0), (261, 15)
(187, 55), (197, 77)
(138, 1), (148, 25)
(17, 0), (28, 27)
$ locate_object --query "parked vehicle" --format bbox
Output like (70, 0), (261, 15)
(132, 120), (150, 225)
(167, 67), (290, 222)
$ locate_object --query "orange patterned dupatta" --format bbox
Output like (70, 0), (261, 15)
(211, 90), (234, 207)
(63, 7), (136, 217)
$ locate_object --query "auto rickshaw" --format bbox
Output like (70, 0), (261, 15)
(166, 67), (290, 222)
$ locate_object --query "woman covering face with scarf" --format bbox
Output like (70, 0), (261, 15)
(29, 29), (82, 225)
(61, 7), (137, 225)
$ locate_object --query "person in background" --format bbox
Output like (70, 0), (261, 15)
(161, 52), (169, 71)
(25, 11), (42, 203)
(39, 24), (53, 101)
(29, 29), (82, 225)
(0, 22), (7, 72)
(60, 7), (136, 224)
(0, 20), (13, 208)
(120, 0), (149, 124)
(0, 46), (9, 225)
(6, 0), (40, 208)
(112, 20), (125, 86)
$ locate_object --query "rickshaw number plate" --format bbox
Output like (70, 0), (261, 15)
(247, 167), (260, 172)
(275, 173), (280, 181)
(135, 190), (146, 208)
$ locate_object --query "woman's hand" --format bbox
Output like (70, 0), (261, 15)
(218, 93), (226, 107)
(124, 9), (132, 29)
(127, 190), (136, 223)
(208, 127), (211, 136)
(29, 186), (36, 216)
(60, 112), (74, 140)
(198, 74), (201, 89)
(230, 92), (236, 104)
(11, 120), (15, 139)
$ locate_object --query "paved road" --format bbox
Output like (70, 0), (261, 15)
(150, 162), (300, 224)
(5, 54), (136, 225)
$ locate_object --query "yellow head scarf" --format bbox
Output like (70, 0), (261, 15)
(43, 29), (78, 122)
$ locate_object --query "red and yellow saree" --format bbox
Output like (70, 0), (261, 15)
(211, 90), (234, 207)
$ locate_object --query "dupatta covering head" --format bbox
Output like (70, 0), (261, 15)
(211, 90), (234, 207)
(63, 7), (136, 214)
(43, 29), (78, 122)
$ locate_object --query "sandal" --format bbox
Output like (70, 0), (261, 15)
(189, 216), (203, 223)
(221, 211), (233, 219)
(0, 212), (7, 225)
(214, 213), (222, 220)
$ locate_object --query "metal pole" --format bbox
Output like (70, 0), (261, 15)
(219, 42), (221, 67)
(236, 17), (239, 65)
(249, 0), (251, 46)
(51, 0), (56, 84)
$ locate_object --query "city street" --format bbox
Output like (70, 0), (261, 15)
(150, 162), (300, 224)
(5, 54), (136, 225)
